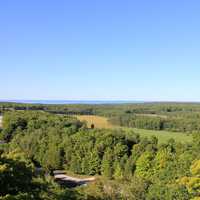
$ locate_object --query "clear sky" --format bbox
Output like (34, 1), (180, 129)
(1, 0), (200, 101)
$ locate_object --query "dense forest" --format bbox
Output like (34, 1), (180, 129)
(108, 113), (200, 132)
(1, 103), (200, 199)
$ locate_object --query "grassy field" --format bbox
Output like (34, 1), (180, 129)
(130, 128), (192, 144)
(76, 115), (115, 129)
(76, 115), (193, 144)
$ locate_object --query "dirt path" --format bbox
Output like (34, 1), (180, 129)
(55, 174), (95, 182)
(53, 171), (95, 188)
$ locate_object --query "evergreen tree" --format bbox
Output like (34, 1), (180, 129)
(113, 161), (123, 180)
(101, 149), (113, 179)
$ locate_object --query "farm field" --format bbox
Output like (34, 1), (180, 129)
(76, 115), (193, 144)
(75, 115), (115, 129)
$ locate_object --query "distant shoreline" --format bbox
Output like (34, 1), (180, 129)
(1, 100), (200, 105)
(0, 100), (144, 105)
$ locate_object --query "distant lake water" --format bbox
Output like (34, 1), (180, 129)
(0, 100), (144, 105)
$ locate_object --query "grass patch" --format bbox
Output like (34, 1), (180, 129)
(76, 115), (193, 144)
(128, 128), (192, 144)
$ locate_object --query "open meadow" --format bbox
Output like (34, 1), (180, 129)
(75, 115), (115, 129)
(76, 115), (193, 144)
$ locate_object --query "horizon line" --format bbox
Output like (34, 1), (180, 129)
(1, 99), (200, 104)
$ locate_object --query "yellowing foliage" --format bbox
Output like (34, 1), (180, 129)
(191, 197), (200, 200)
(0, 164), (7, 172)
(179, 176), (200, 194)
(191, 160), (200, 176)
(154, 149), (173, 170)
(178, 160), (200, 198)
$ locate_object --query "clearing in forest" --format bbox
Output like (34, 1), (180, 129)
(76, 115), (115, 129)
(76, 115), (192, 144)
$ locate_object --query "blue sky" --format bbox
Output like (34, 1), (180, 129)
(1, 0), (200, 101)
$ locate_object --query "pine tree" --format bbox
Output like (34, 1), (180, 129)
(101, 149), (113, 179)
(113, 161), (123, 180)
(88, 151), (101, 175)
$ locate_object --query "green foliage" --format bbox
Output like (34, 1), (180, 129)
(101, 148), (113, 179)
(1, 109), (200, 199)
(2, 111), (83, 140)
(153, 148), (173, 171)
(178, 159), (200, 199)
(135, 151), (154, 179)
(88, 151), (101, 175)
(0, 154), (34, 196)
(146, 184), (190, 200)
(123, 176), (150, 200)
(109, 113), (200, 133)
(113, 162), (123, 180)
(0, 152), (85, 199)
(0, 193), (34, 200)
(191, 160), (200, 176)
(3, 102), (200, 133)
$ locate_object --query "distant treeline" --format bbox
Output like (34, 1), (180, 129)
(2, 102), (200, 115)
(2, 102), (200, 133)
(109, 114), (200, 133)
(0, 102), (95, 115)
